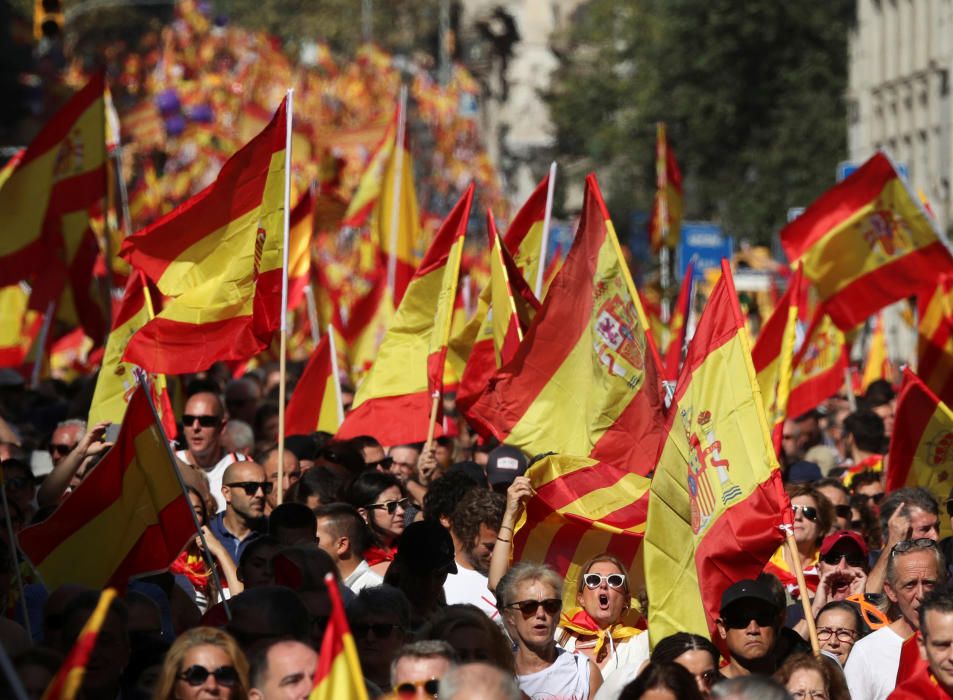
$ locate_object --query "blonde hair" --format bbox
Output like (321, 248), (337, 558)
(151, 627), (249, 700)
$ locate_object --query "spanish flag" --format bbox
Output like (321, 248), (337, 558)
(917, 275), (953, 406)
(489, 213), (539, 367)
(41, 588), (118, 700)
(664, 262), (693, 381)
(336, 185), (473, 445)
(120, 98), (288, 374)
(787, 308), (848, 419)
(309, 573), (368, 700)
(464, 175), (664, 473)
(886, 368), (953, 539)
(286, 330), (344, 436)
(19, 386), (194, 590)
(0, 73), (107, 288)
(0, 284), (41, 368)
(648, 122), (683, 252)
(780, 151), (953, 330)
(288, 187), (315, 313)
(644, 260), (789, 644)
(341, 264), (394, 384)
(752, 265), (804, 451)
(861, 311), (893, 391)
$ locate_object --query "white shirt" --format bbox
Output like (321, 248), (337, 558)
(176, 450), (247, 513)
(344, 559), (383, 593)
(518, 647), (592, 700)
(443, 564), (501, 624)
(565, 630), (649, 691)
(844, 625), (904, 700)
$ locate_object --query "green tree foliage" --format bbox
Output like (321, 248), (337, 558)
(547, 0), (854, 246)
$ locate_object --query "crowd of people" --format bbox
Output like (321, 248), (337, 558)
(0, 363), (950, 700)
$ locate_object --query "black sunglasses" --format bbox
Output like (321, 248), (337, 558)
(353, 622), (402, 639)
(365, 497), (410, 514)
(834, 505), (852, 519)
(225, 481), (274, 496)
(820, 551), (866, 568)
(183, 414), (221, 428)
(858, 492), (885, 505)
(722, 610), (776, 629)
(49, 443), (75, 456)
(367, 456), (394, 469)
(177, 664), (239, 687)
(792, 504), (818, 522)
(507, 598), (562, 617)
(395, 679), (440, 698)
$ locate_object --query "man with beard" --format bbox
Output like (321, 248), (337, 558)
(209, 461), (270, 564)
(443, 489), (505, 622)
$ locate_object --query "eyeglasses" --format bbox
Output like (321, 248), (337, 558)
(177, 664), (239, 687)
(506, 598), (562, 617)
(816, 626), (858, 643)
(225, 481), (274, 496)
(792, 504), (819, 522)
(834, 505), (852, 519)
(183, 414), (221, 428)
(48, 443), (75, 456)
(365, 497), (410, 514)
(820, 551), (866, 568)
(891, 538), (937, 556)
(367, 456), (394, 469)
(352, 622), (402, 639)
(857, 492), (885, 505)
(394, 678), (439, 698)
(583, 573), (626, 589)
(790, 691), (828, 700)
(721, 610), (776, 629)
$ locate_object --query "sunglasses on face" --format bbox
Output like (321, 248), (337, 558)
(48, 443), (75, 456)
(721, 609), (776, 629)
(365, 497), (410, 514)
(820, 551), (865, 567)
(225, 481), (274, 496)
(352, 622), (401, 639)
(583, 573), (626, 589)
(891, 538), (936, 556)
(183, 414), (221, 428)
(792, 504), (819, 522)
(177, 664), (239, 687)
(394, 678), (439, 698)
(367, 456), (394, 469)
(834, 505), (852, 519)
(858, 492), (885, 505)
(507, 598), (562, 617)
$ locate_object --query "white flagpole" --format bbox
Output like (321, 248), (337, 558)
(277, 89), (294, 506)
(328, 326), (345, 426)
(536, 161), (557, 298)
(386, 85), (408, 297)
(30, 300), (55, 388)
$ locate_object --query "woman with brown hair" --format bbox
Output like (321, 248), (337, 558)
(774, 652), (850, 700)
(763, 483), (833, 599)
(151, 627), (249, 700)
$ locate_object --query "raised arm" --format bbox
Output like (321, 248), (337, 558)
(488, 475), (535, 593)
(37, 422), (111, 508)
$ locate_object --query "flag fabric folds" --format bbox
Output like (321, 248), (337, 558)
(886, 368), (953, 538)
(488, 214), (539, 367)
(336, 185), (474, 445)
(780, 151), (953, 330)
(309, 573), (369, 700)
(120, 98), (288, 373)
(861, 312), (892, 391)
(285, 331), (344, 436)
(464, 174), (664, 473)
(664, 262), (693, 381)
(917, 275), (953, 406)
(19, 386), (194, 590)
(287, 188), (315, 312)
(648, 122), (683, 252)
(787, 309), (848, 420)
(41, 588), (118, 700)
(644, 260), (789, 645)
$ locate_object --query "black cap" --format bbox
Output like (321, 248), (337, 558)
(719, 579), (780, 614)
(396, 520), (458, 574)
(485, 445), (528, 487)
(447, 460), (488, 488)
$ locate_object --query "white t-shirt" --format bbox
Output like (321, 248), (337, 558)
(518, 647), (592, 700)
(443, 564), (501, 624)
(176, 450), (247, 513)
(344, 559), (384, 594)
(844, 625), (904, 700)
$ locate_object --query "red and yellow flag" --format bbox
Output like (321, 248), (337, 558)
(285, 331), (344, 436)
(336, 185), (474, 445)
(41, 588), (118, 700)
(0, 73), (107, 288)
(862, 312), (895, 391)
(887, 368), (953, 538)
(488, 213), (539, 367)
(120, 98), (288, 373)
(752, 265), (804, 451)
(0, 284), (41, 368)
(781, 152), (953, 330)
(645, 260), (789, 644)
(648, 122), (684, 252)
(664, 262), (694, 381)
(288, 187), (315, 313)
(464, 174), (664, 472)
(917, 275), (953, 406)
(309, 572), (368, 700)
(787, 308), (848, 419)
(19, 386), (193, 590)
(341, 264), (394, 385)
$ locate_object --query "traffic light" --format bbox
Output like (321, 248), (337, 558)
(34, 0), (64, 41)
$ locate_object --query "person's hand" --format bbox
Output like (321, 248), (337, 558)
(417, 448), (438, 486)
(812, 571), (832, 614)
(78, 422), (112, 458)
(885, 501), (911, 546)
(198, 526), (225, 557)
(504, 476), (535, 524)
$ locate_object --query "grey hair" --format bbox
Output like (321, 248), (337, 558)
(222, 420), (255, 452)
(885, 541), (947, 590)
(496, 561), (563, 613)
(711, 675), (791, 700)
(438, 662), (521, 700)
(346, 584), (412, 633)
(878, 487), (939, 536)
(389, 640), (457, 687)
(55, 419), (87, 438)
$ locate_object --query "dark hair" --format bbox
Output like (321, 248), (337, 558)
(919, 589), (953, 635)
(864, 379), (895, 407)
(268, 503), (317, 541)
(423, 470), (479, 523)
(346, 435), (382, 452)
(252, 443), (280, 465)
(651, 632), (720, 667)
(346, 472), (404, 545)
(815, 477), (849, 498)
(313, 503), (370, 555)
(843, 411), (885, 454)
(185, 486), (209, 527)
(253, 402), (280, 440)
(237, 536), (279, 576)
(619, 661), (704, 700)
(226, 586), (310, 648)
(317, 440), (366, 479)
(848, 494), (882, 550)
(450, 490), (504, 546)
(785, 483), (833, 544)
(291, 466), (347, 507)
(816, 600), (864, 636)
(1, 458), (33, 480)
(418, 604), (516, 675)
(879, 487), (939, 537)
(849, 470), (882, 493)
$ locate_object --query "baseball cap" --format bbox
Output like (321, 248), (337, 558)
(396, 520), (458, 574)
(786, 460), (822, 484)
(719, 579), (779, 614)
(819, 529), (868, 558)
(485, 445), (528, 487)
(447, 460), (488, 488)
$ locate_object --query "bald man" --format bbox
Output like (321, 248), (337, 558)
(209, 461), (270, 564)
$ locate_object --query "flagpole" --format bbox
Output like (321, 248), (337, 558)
(277, 89), (294, 507)
(328, 326), (345, 425)
(386, 84), (408, 297)
(844, 366), (857, 412)
(0, 643), (30, 700)
(535, 161), (557, 298)
(139, 377), (231, 620)
(304, 284), (321, 345)
(30, 300), (55, 388)
(785, 533), (821, 656)
(0, 474), (32, 643)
